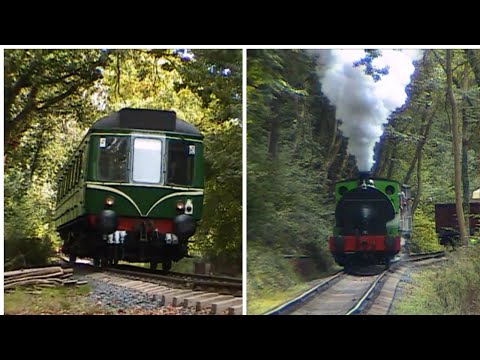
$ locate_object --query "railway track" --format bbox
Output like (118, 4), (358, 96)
(60, 257), (243, 315)
(108, 264), (242, 296)
(264, 251), (446, 315)
(264, 271), (344, 315)
(284, 270), (388, 315)
(403, 250), (445, 262)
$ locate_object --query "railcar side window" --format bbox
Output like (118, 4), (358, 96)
(75, 153), (82, 184)
(167, 140), (194, 186)
(58, 179), (63, 200)
(66, 167), (72, 193)
(97, 137), (130, 182)
(132, 138), (162, 183)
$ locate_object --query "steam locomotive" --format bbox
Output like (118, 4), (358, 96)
(328, 172), (412, 268)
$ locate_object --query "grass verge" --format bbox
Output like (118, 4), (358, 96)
(4, 284), (110, 315)
(247, 243), (338, 315)
(392, 246), (480, 315)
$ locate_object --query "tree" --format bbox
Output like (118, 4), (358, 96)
(4, 49), (111, 162)
(446, 50), (468, 245)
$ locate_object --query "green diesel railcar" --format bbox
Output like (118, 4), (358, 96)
(54, 108), (204, 270)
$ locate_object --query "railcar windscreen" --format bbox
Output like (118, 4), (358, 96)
(167, 140), (194, 186)
(133, 138), (163, 183)
(97, 137), (130, 182)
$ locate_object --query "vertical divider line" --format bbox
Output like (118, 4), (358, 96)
(0, 47), (4, 315)
(242, 47), (248, 315)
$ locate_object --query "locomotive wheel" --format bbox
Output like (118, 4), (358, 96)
(150, 261), (158, 270)
(162, 260), (172, 271)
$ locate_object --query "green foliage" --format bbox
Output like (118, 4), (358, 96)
(4, 236), (55, 271)
(376, 49), (479, 210)
(4, 49), (111, 269)
(4, 170), (62, 270)
(353, 49), (390, 82)
(4, 92), (92, 269)
(174, 49), (242, 122)
(248, 49), (340, 300)
(248, 244), (304, 301)
(4, 49), (110, 161)
(393, 246), (480, 314)
(197, 121), (242, 274)
(409, 209), (443, 253)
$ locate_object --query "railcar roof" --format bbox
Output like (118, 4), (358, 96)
(90, 108), (202, 137)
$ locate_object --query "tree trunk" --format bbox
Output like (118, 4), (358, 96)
(462, 63), (470, 236)
(386, 156), (395, 179)
(411, 149), (422, 216)
(465, 49), (480, 85)
(327, 114), (338, 155)
(403, 151), (419, 185)
(268, 117), (279, 160)
(325, 136), (343, 178)
(293, 98), (305, 158)
(403, 110), (435, 185)
(29, 127), (48, 181)
(374, 139), (390, 177)
(462, 140), (470, 235)
(446, 50), (468, 245)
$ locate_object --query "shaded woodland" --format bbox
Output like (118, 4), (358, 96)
(247, 49), (480, 299)
(4, 49), (242, 274)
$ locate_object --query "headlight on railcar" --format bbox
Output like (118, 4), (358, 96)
(176, 201), (185, 212)
(105, 196), (115, 206)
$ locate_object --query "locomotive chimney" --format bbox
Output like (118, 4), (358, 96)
(358, 171), (371, 181)
(357, 171), (371, 189)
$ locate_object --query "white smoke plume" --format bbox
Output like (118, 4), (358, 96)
(312, 49), (423, 172)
